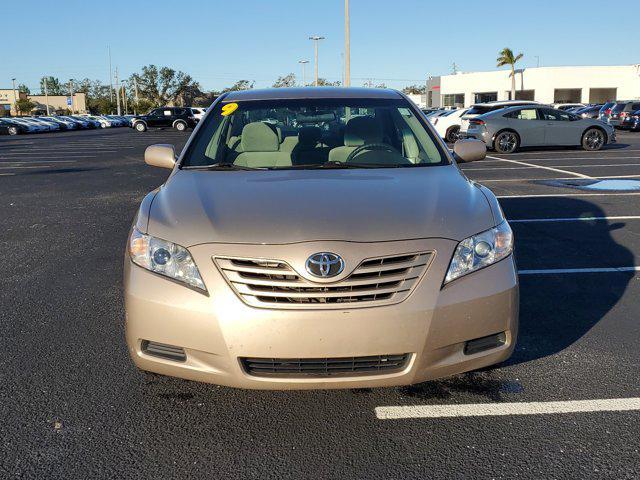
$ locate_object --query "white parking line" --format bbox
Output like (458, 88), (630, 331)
(375, 398), (640, 420)
(481, 156), (640, 163)
(510, 215), (640, 223)
(485, 155), (591, 179)
(0, 156), (97, 160)
(498, 192), (640, 198)
(0, 160), (77, 164)
(518, 266), (640, 274)
(478, 174), (640, 182)
(0, 165), (56, 169)
(463, 163), (640, 171)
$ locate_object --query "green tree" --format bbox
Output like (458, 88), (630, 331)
(272, 73), (296, 88)
(496, 47), (523, 100)
(16, 98), (36, 116)
(129, 65), (201, 107)
(316, 78), (341, 87)
(17, 84), (30, 94)
(224, 80), (254, 92)
(40, 76), (63, 95)
(402, 85), (426, 95)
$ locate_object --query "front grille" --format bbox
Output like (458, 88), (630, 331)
(241, 354), (411, 377)
(215, 252), (431, 309)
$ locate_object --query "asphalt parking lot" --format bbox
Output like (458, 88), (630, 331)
(1, 128), (639, 479)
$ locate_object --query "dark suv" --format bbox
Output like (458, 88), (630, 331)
(131, 107), (198, 132)
(608, 101), (640, 128)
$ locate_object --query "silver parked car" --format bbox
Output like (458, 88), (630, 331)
(464, 105), (616, 154)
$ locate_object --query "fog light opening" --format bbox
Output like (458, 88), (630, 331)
(464, 332), (506, 356)
(141, 340), (187, 362)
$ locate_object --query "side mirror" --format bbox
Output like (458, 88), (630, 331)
(453, 139), (486, 163)
(145, 144), (176, 169)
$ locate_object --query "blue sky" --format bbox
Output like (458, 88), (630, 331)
(3, 0), (639, 92)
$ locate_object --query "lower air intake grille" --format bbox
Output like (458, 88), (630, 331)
(241, 354), (411, 377)
(141, 340), (186, 362)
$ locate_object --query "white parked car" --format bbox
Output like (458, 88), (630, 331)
(190, 107), (206, 121)
(431, 108), (469, 143)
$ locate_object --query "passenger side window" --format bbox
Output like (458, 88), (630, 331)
(541, 108), (571, 121)
(163, 109), (173, 116)
(508, 108), (538, 120)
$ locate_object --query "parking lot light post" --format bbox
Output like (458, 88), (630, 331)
(69, 79), (74, 114)
(114, 67), (121, 116)
(309, 36), (325, 86)
(44, 78), (50, 115)
(298, 60), (309, 87)
(122, 81), (128, 115)
(11, 78), (17, 116)
(344, 0), (350, 87)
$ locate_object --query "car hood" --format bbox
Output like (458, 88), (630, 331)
(146, 166), (495, 246)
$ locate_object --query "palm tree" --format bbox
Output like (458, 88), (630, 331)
(496, 48), (523, 101)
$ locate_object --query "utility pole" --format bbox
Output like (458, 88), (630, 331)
(108, 45), (114, 102)
(114, 67), (121, 116)
(122, 81), (128, 114)
(44, 77), (50, 115)
(69, 79), (74, 114)
(309, 36), (325, 86)
(133, 77), (139, 115)
(344, 0), (350, 87)
(535, 56), (540, 68)
(298, 60), (309, 87)
(11, 78), (17, 116)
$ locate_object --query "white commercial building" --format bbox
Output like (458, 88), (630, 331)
(427, 65), (640, 108)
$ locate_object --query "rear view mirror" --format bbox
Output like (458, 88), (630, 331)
(145, 144), (176, 169)
(453, 139), (486, 163)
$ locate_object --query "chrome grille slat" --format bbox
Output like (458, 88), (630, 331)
(215, 252), (431, 309)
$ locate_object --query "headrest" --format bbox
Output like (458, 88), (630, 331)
(298, 126), (322, 146)
(344, 116), (383, 147)
(241, 122), (280, 152)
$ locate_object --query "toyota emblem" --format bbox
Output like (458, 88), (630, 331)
(305, 252), (344, 278)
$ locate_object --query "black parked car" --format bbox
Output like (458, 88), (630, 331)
(574, 104), (603, 119)
(620, 109), (640, 131)
(131, 107), (198, 132)
(0, 118), (28, 135)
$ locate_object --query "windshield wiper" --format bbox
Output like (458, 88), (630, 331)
(184, 163), (264, 171)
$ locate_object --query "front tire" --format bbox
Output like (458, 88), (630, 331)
(582, 128), (604, 151)
(134, 122), (147, 132)
(8, 126), (19, 136)
(445, 126), (460, 143)
(174, 121), (187, 132)
(494, 131), (519, 154)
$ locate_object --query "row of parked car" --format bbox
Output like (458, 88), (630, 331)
(422, 100), (620, 153)
(423, 100), (640, 145)
(0, 106), (209, 136)
(0, 114), (136, 135)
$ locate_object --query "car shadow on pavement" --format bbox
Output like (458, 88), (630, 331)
(505, 197), (634, 366)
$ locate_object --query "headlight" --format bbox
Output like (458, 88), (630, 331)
(128, 227), (206, 291)
(444, 221), (513, 285)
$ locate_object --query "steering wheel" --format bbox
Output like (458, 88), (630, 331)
(344, 143), (398, 163)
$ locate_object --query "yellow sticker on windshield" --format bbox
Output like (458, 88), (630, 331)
(221, 103), (239, 116)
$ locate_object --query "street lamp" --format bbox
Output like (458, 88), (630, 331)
(11, 78), (17, 116)
(308, 36), (325, 86)
(344, 0), (350, 87)
(298, 60), (309, 87)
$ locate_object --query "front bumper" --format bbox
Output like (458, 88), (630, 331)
(124, 239), (519, 389)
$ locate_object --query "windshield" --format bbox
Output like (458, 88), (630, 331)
(182, 97), (448, 169)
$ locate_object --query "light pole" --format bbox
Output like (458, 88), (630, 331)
(309, 36), (325, 86)
(108, 45), (114, 102)
(11, 78), (17, 116)
(298, 60), (309, 87)
(114, 67), (121, 116)
(44, 77), (50, 115)
(69, 79), (74, 114)
(344, 0), (350, 87)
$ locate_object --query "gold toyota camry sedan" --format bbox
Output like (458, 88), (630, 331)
(124, 87), (518, 390)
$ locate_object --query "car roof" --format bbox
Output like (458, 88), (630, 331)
(223, 87), (404, 101)
(470, 100), (539, 107)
